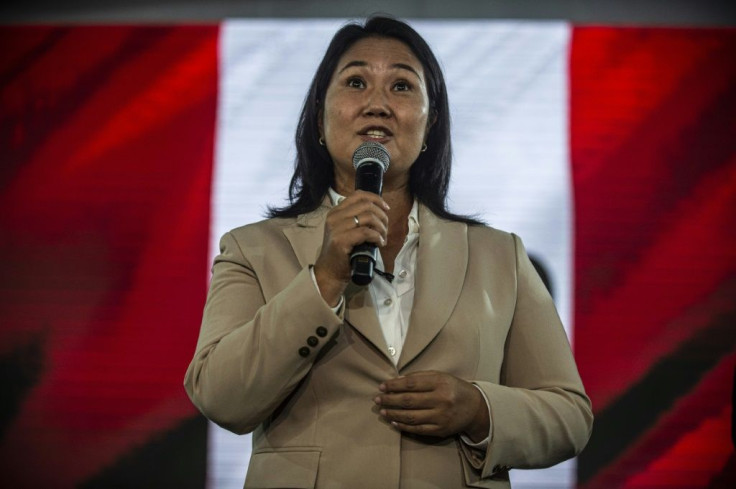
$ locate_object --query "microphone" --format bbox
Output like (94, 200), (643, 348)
(350, 141), (390, 285)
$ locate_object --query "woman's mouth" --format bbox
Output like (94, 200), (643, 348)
(359, 127), (393, 141)
(365, 129), (386, 138)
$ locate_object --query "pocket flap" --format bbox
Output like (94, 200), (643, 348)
(244, 448), (321, 488)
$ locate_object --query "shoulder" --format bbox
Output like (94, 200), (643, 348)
(465, 224), (535, 278)
(467, 222), (518, 250)
(419, 204), (521, 253)
(228, 216), (296, 243)
(223, 204), (328, 253)
(211, 217), (297, 264)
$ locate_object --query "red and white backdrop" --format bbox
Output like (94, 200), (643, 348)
(1, 20), (734, 489)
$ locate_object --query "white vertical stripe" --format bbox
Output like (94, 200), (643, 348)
(210, 19), (573, 489)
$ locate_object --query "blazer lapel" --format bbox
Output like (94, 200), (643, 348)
(398, 205), (468, 370)
(282, 205), (328, 270)
(345, 284), (391, 362)
(282, 199), (389, 362)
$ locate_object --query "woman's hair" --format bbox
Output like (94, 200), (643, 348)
(268, 15), (482, 225)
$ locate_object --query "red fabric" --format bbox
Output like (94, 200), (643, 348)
(571, 26), (736, 488)
(0, 25), (218, 486)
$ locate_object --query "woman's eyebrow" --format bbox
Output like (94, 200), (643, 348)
(338, 60), (422, 80)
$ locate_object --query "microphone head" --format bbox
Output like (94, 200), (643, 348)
(352, 141), (390, 172)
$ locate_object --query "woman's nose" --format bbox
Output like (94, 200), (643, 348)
(362, 87), (392, 118)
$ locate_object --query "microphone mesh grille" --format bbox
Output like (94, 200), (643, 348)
(352, 141), (390, 171)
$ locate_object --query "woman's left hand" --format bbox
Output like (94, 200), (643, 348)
(374, 371), (490, 441)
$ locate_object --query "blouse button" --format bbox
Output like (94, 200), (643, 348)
(398, 269), (408, 279)
(384, 298), (393, 306)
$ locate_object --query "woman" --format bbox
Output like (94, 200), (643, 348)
(185, 16), (592, 488)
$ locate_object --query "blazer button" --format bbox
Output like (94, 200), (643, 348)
(298, 346), (310, 357)
(307, 336), (318, 347)
(316, 326), (328, 337)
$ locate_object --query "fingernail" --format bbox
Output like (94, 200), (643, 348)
(374, 396), (381, 405)
(380, 409), (387, 417)
(379, 383), (386, 392)
(383, 202), (390, 210)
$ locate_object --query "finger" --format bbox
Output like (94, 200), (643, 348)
(374, 392), (434, 410)
(335, 195), (389, 224)
(380, 407), (436, 427)
(352, 211), (388, 235)
(380, 408), (450, 437)
(380, 372), (440, 393)
(347, 226), (386, 248)
(327, 211), (387, 245)
(347, 190), (391, 211)
(324, 212), (387, 250)
(336, 206), (388, 233)
(388, 421), (441, 437)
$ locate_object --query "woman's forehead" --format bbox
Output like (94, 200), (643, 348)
(335, 37), (424, 78)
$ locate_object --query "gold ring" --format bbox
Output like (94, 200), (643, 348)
(353, 215), (360, 227)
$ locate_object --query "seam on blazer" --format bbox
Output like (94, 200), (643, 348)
(499, 233), (520, 388)
(310, 365), (320, 447)
(224, 229), (267, 309)
(226, 230), (248, 263)
(510, 233), (521, 312)
(468, 231), (481, 380)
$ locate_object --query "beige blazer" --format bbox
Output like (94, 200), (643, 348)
(184, 201), (592, 489)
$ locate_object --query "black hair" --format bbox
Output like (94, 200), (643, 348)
(267, 15), (483, 226)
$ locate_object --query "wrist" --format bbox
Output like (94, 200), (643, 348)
(463, 387), (490, 443)
(313, 264), (348, 307)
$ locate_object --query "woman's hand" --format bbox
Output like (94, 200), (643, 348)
(374, 371), (490, 442)
(313, 190), (390, 306)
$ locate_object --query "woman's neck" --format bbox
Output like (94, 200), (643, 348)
(381, 186), (412, 224)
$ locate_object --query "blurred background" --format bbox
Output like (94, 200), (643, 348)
(1, 1), (735, 488)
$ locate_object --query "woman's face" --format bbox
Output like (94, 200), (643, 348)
(320, 36), (432, 191)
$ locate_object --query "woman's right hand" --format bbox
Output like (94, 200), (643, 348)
(313, 190), (390, 306)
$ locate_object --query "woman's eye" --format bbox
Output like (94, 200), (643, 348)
(347, 77), (365, 88)
(393, 81), (412, 91)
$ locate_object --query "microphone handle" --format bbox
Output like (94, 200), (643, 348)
(355, 160), (384, 194)
(350, 161), (384, 285)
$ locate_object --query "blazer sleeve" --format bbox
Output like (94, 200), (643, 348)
(461, 233), (593, 484)
(183, 231), (344, 434)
